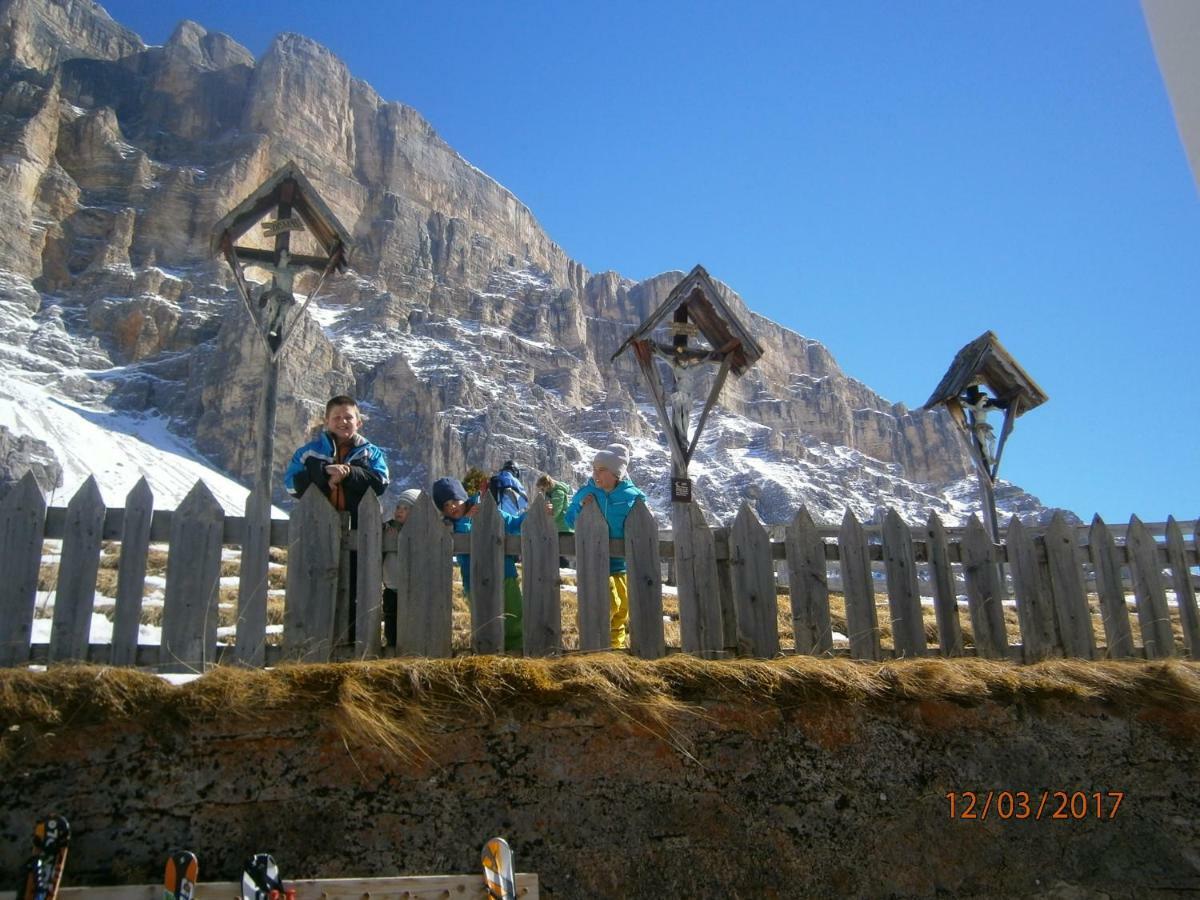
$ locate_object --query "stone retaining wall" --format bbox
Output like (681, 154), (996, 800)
(2, 686), (1198, 897)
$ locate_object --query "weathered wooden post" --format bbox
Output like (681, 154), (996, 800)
(211, 161), (352, 505)
(212, 163), (351, 662)
(922, 331), (1047, 544)
(612, 265), (765, 657)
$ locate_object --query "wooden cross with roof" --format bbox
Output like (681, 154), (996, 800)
(613, 264), (765, 501)
(211, 160), (351, 358)
(923, 330), (1048, 540)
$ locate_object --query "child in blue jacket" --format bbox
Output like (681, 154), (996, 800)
(431, 476), (526, 652)
(284, 395), (389, 645)
(564, 444), (646, 649)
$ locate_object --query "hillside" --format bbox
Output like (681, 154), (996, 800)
(0, 0), (1064, 524)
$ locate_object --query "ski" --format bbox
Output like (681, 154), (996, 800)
(241, 853), (283, 900)
(163, 851), (198, 900)
(481, 837), (515, 900)
(19, 815), (70, 900)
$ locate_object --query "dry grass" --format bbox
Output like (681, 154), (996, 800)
(1, 656), (1197, 766)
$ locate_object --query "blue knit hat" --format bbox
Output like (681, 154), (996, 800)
(431, 477), (467, 511)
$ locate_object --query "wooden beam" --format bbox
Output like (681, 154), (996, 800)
(684, 355), (732, 464)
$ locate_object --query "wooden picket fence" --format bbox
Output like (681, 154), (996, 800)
(0, 471), (1197, 669)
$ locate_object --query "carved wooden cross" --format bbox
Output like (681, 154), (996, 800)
(613, 265), (764, 502)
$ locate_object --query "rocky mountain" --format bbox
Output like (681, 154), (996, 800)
(0, 0), (1064, 526)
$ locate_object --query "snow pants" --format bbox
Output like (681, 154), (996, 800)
(609, 572), (629, 649)
(504, 575), (523, 653)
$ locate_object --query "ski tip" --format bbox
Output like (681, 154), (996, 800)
(241, 853), (283, 900)
(164, 851), (199, 900)
(33, 815), (71, 851)
(481, 837), (516, 900)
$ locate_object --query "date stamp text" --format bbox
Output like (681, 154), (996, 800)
(945, 790), (1124, 821)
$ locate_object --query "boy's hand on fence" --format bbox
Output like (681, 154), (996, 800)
(581, 494), (594, 506)
(325, 464), (351, 484)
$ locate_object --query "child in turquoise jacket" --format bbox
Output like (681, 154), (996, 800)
(564, 444), (646, 649)
(431, 476), (525, 652)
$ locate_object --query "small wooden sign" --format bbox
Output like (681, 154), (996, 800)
(671, 477), (692, 503)
(668, 321), (699, 336)
(262, 217), (307, 236)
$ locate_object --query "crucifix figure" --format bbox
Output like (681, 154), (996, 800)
(959, 383), (1010, 471)
(652, 341), (721, 449)
(254, 249), (301, 352)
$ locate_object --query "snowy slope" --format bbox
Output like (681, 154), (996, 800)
(0, 374), (265, 511)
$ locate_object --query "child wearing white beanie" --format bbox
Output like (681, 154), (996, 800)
(591, 443), (630, 481)
(564, 442), (646, 649)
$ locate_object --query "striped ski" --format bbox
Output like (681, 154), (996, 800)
(482, 837), (515, 900)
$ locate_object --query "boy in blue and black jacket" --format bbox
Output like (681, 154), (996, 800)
(284, 395), (389, 644)
(284, 395), (389, 527)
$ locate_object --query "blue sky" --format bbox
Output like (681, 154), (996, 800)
(103, 1), (1200, 523)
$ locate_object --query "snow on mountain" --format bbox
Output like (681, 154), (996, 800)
(0, 271), (268, 512)
(0, 373), (265, 511)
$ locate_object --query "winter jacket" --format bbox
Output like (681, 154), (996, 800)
(545, 480), (573, 533)
(284, 431), (389, 528)
(564, 477), (647, 574)
(447, 494), (526, 593)
(489, 468), (529, 516)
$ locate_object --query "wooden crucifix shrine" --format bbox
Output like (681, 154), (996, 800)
(613, 265), (764, 657)
(923, 330), (1048, 542)
(211, 161), (351, 502)
(613, 264), (765, 501)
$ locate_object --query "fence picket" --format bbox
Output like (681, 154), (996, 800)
(1128, 515), (1175, 658)
(469, 493), (506, 654)
(716, 556), (737, 656)
(396, 494), (452, 657)
(521, 492), (561, 656)
(1043, 513), (1095, 659)
(882, 509), (927, 658)
(49, 477), (106, 663)
(784, 507), (833, 656)
(112, 478), (153, 667)
(674, 502), (724, 658)
(282, 487), (342, 662)
(1165, 517), (1200, 657)
(575, 499), (611, 651)
(960, 516), (1008, 658)
(355, 491), (383, 659)
(333, 512), (352, 651)
(625, 500), (665, 659)
(729, 503), (780, 658)
(0, 473), (46, 667)
(1088, 516), (1133, 658)
(925, 512), (963, 656)
(839, 509), (880, 661)
(234, 489), (270, 667)
(1007, 516), (1057, 661)
(160, 481), (224, 673)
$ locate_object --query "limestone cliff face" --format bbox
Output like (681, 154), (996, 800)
(0, 0), (1041, 522)
(0, 0), (141, 72)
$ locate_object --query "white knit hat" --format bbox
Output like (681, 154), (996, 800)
(592, 443), (630, 480)
(395, 488), (421, 508)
